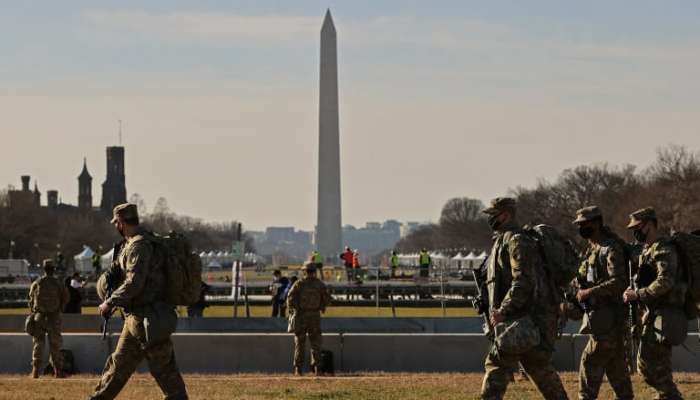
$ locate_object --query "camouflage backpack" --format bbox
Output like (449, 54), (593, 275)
(670, 232), (700, 319)
(299, 281), (322, 310)
(149, 231), (203, 307)
(34, 277), (63, 313)
(523, 224), (579, 299)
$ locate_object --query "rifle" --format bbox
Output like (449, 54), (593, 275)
(471, 256), (494, 340)
(565, 276), (592, 316)
(101, 241), (125, 340)
(627, 261), (640, 374)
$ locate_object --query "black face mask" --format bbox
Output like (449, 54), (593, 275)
(579, 226), (595, 239)
(117, 223), (126, 238)
(488, 214), (502, 231)
(633, 228), (647, 243)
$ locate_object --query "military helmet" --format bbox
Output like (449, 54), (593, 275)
(573, 206), (602, 224)
(627, 207), (657, 229)
(111, 203), (139, 224)
(41, 259), (55, 270)
(302, 262), (317, 273)
(483, 197), (516, 215)
(96, 273), (109, 302)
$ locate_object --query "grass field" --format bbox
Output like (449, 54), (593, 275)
(0, 306), (478, 318)
(1, 372), (699, 400)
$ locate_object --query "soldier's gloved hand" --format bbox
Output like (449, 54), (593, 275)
(490, 309), (504, 326)
(623, 288), (638, 303)
(98, 301), (113, 317)
(576, 288), (592, 302)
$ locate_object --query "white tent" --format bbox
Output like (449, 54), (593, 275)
(101, 248), (114, 271)
(451, 252), (465, 269)
(73, 245), (95, 273)
(206, 260), (223, 270)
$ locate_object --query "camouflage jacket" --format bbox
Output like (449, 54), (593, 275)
(106, 228), (166, 312)
(636, 237), (686, 310)
(487, 221), (548, 318)
(28, 275), (68, 314)
(287, 277), (331, 313)
(577, 233), (628, 307)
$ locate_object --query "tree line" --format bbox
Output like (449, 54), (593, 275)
(397, 144), (700, 253)
(0, 193), (253, 267)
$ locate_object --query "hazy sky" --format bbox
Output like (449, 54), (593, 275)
(2, 1), (699, 231)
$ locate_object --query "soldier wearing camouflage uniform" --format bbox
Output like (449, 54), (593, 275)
(28, 259), (69, 378)
(624, 207), (685, 400)
(89, 204), (188, 400)
(572, 206), (633, 400)
(286, 262), (331, 376)
(480, 197), (568, 400)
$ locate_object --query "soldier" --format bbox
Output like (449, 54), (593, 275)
(88, 204), (188, 400)
(28, 259), (69, 378)
(572, 206), (633, 400)
(623, 207), (685, 400)
(480, 197), (568, 400)
(286, 262), (331, 376)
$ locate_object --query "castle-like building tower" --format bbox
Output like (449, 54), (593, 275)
(78, 158), (93, 211)
(100, 146), (126, 213)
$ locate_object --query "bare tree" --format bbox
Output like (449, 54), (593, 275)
(129, 193), (148, 215)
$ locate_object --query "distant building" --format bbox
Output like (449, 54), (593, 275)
(400, 222), (423, 238)
(78, 158), (93, 211)
(8, 176), (40, 210)
(255, 227), (314, 263)
(342, 220), (402, 258)
(4, 146), (126, 215)
(100, 146), (126, 213)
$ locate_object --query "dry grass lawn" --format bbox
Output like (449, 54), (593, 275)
(1, 372), (699, 400)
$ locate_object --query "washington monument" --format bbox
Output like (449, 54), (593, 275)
(316, 9), (342, 261)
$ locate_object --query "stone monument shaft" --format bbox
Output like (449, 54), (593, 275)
(316, 10), (342, 260)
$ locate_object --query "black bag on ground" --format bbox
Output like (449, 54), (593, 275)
(44, 349), (77, 375)
(319, 349), (335, 375)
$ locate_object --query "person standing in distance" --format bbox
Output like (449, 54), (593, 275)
(287, 262), (331, 376)
(28, 259), (69, 378)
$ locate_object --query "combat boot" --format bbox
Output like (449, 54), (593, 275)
(30, 367), (39, 379)
(293, 367), (303, 376)
(54, 369), (67, 379)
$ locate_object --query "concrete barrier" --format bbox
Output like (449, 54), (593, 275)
(3, 314), (697, 335)
(1, 333), (698, 374)
(0, 316), (503, 334)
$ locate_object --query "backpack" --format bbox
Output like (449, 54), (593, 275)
(523, 224), (579, 294)
(319, 350), (335, 375)
(35, 277), (63, 313)
(149, 231), (203, 307)
(44, 349), (77, 375)
(670, 231), (700, 319)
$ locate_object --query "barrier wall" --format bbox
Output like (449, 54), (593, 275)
(0, 315), (600, 334)
(1, 333), (698, 374)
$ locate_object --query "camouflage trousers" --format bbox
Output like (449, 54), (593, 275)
(89, 315), (187, 400)
(638, 327), (683, 400)
(481, 345), (568, 400)
(31, 312), (63, 370)
(578, 335), (633, 400)
(293, 311), (322, 369)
